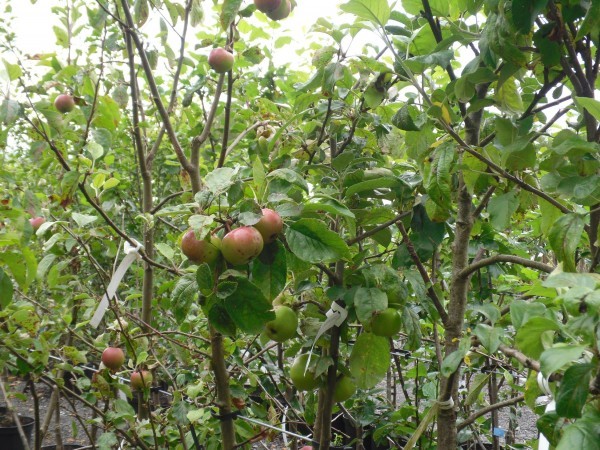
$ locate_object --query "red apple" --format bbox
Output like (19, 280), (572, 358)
(130, 370), (153, 390)
(54, 94), (75, 113)
(181, 230), (221, 264)
(253, 208), (283, 244)
(254, 0), (281, 12)
(221, 226), (264, 266)
(300, 446), (313, 450)
(29, 217), (45, 231)
(101, 347), (125, 371)
(208, 48), (234, 74)
(266, 0), (291, 20)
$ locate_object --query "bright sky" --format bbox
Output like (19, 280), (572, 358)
(3, 1), (363, 61)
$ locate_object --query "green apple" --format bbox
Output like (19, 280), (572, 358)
(290, 354), (320, 391)
(221, 226), (264, 266)
(180, 230), (221, 264)
(333, 375), (356, 402)
(254, 0), (281, 12)
(265, 305), (298, 342)
(369, 308), (401, 337)
(266, 0), (291, 20)
(130, 370), (153, 390)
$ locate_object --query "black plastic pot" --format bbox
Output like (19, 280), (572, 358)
(0, 407), (35, 450)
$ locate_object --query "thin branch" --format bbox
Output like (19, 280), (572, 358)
(347, 211), (411, 246)
(458, 255), (555, 280)
(457, 395), (525, 431)
(150, 190), (188, 214)
(498, 344), (541, 373)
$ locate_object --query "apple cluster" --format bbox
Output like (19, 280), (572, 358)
(254, 0), (293, 20)
(289, 354), (357, 401)
(180, 208), (283, 266)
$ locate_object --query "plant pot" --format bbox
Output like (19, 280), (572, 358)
(41, 445), (85, 450)
(0, 407), (35, 450)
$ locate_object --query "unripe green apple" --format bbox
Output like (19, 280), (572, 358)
(369, 308), (401, 337)
(333, 375), (357, 402)
(265, 305), (298, 342)
(221, 226), (264, 266)
(29, 216), (45, 231)
(208, 48), (234, 73)
(101, 347), (125, 371)
(254, 0), (281, 12)
(266, 0), (291, 20)
(253, 208), (283, 244)
(290, 354), (320, 391)
(54, 94), (75, 113)
(130, 370), (153, 390)
(181, 230), (221, 264)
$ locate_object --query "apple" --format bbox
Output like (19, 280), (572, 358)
(181, 230), (221, 264)
(333, 375), (357, 402)
(208, 48), (234, 74)
(54, 94), (75, 113)
(265, 305), (298, 342)
(266, 0), (291, 20)
(29, 216), (45, 231)
(254, 0), (281, 12)
(253, 208), (283, 244)
(130, 370), (153, 390)
(290, 354), (320, 391)
(369, 308), (402, 337)
(101, 347), (125, 371)
(221, 226), (264, 266)
(300, 447), (313, 450)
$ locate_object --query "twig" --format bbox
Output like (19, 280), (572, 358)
(457, 395), (525, 431)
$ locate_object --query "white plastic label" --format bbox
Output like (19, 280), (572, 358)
(306, 302), (348, 371)
(90, 240), (143, 328)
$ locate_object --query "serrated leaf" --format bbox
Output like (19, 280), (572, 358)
(155, 243), (174, 261)
(72, 212), (98, 227)
(574, 96), (600, 121)
(488, 192), (519, 230)
(548, 214), (585, 273)
(252, 241), (287, 301)
(555, 363), (593, 419)
(474, 324), (503, 353)
(392, 104), (420, 131)
(349, 332), (390, 389)
(515, 317), (560, 359)
(133, 0), (150, 27)
(86, 141), (104, 161)
(220, 0), (243, 29)
(511, 0), (548, 34)
(196, 263), (213, 293)
(354, 287), (387, 323)
(0, 267), (13, 308)
(426, 142), (455, 207)
(223, 277), (274, 334)
(205, 168), (236, 194)
(303, 196), (355, 218)
(285, 219), (351, 263)
(465, 373), (492, 406)
(340, 0), (391, 26)
(172, 274), (197, 312)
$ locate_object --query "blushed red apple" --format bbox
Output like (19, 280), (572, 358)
(180, 230), (221, 264)
(253, 208), (283, 244)
(29, 217), (45, 231)
(208, 48), (234, 73)
(101, 347), (125, 371)
(266, 0), (291, 20)
(221, 226), (264, 266)
(254, 0), (281, 12)
(54, 94), (75, 113)
(130, 370), (153, 390)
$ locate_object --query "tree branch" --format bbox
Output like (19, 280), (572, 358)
(347, 211), (411, 246)
(457, 395), (525, 431)
(458, 255), (555, 280)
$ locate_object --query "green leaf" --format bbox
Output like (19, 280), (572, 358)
(354, 287), (388, 323)
(465, 373), (492, 406)
(340, 0), (391, 26)
(303, 196), (355, 219)
(252, 241), (287, 301)
(205, 168), (236, 194)
(0, 267), (13, 308)
(511, 0), (548, 34)
(474, 324), (503, 353)
(404, 50), (453, 74)
(196, 263), (213, 294)
(155, 243), (174, 261)
(441, 341), (469, 377)
(515, 317), (560, 359)
(574, 96), (600, 121)
(555, 364), (594, 419)
(349, 332), (390, 389)
(487, 191), (519, 230)
(556, 411), (600, 450)
(285, 219), (351, 264)
(540, 345), (586, 377)
(171, 274), (197, 318)
(401, 306), (422, 350)
(267, 168), (309, 193)
(548, 214), (585, 273)
(345, 177), (402, 197)
(575, 1), (600, 41)
(223, 277), (275, 334)
(3, 60), (22, 81)
(391, 104), (421, 131)
(133, 0), (150, 27)
(208, 303), (237, 336)
(72, 212), (98, 227)
(220, 0), (243, 30)
(426, 142), (455, 207)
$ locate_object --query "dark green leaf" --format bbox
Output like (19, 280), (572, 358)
(285, 218), (351, 263)
(511, 0), (548, 34)
(252, 241), (287, 301)
(540, 345), (586, 377)
(220, 0), (243, 29)
(354, 287), (387, 323)
(487, 191), (519, 230)
(555, 364), (594, 419)
(548, 214), (585, 273)
(223, 277), (274, 334)
(0, 267), (13, 308)
(340, 0), (391, 26)
(392, 104), (421, 131)
(515, 317), (560, 359)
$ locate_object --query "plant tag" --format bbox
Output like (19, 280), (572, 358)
(537, 371), (555, 450)
(90, 240), (143, 328)
(306, 302), (347, 371)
